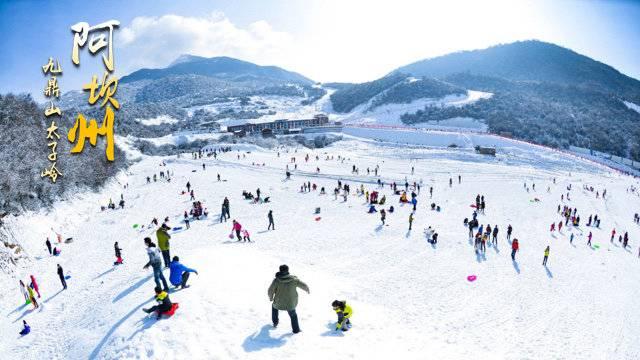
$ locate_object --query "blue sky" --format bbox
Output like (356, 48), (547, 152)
(1, 0), (639, 100)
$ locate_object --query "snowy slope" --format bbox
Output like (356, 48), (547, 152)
(335, 90), (492, 129)
(2, 132), (640, 359)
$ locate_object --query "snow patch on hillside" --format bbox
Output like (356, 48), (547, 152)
(623, 100), (640, 114)
(336, 90), (492, 128)
(135, 115), (179, 126)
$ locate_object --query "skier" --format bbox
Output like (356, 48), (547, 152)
(143, 237), (169, 291)
(511, 239), (519, 261)
(169, 256), (198, 289)
(492, 226), (499, 246)
(156, 224), (172, 268)
(186, 181), (191, 193)
(268, 210), (275, 230)
(57, 264), (67, 290)
(232, 220), (243, 241)
(332, 300), (353, 331)
(114, 241), (123, 265)
(408, 212), (414, 230)
(380, 209), (386, 225)
(143, 286), (173, 320)
(543, 246), (550, 266)
(45, 237), (52, 255)
(507, 224), (513, 241)
(268, 264), (309, 334)
(30, 275), (41, 298)
(570, 233), (574, 244)
(611, 229), (616, 242)
(19, 320), (30, 336)
(550, 223), (555, 232)
(587, 231), (593, 246)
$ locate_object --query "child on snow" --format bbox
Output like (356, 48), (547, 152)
(19, 320), (30, 336)
(114, 242), (123, 265)
(143, 286), (174, 320)
(19, 280), (29, 304)
(332, 300), (353, 331)
(27, 284), (38, 309)
(30, 275), (40, 298)
(242, 229), (251, 242)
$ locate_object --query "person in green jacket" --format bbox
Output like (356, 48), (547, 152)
(268, 264), (310, 334)
(156, 224), (172, 268)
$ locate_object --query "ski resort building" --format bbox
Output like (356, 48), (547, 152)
(226, 114), (337, 135)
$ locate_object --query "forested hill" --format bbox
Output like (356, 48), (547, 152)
(392, 41), (640, 160)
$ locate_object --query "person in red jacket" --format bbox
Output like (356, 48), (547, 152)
(232, 220), (242, 241)
(511, 238), (519, 261)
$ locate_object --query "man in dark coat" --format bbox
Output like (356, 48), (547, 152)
(268, 265), (309, 333)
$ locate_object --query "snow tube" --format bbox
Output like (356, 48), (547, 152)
(228, 233), (234, 239)
(467, 275), (477, 282)
(160, 303), (179, 317)
(172, 226), (183, 231)
(315, 217), (321, 221)
(64, 275), (71, 280)
(470, 204), (477, 208)
(593, 244), (600, 249)
(133, 224), (139, 228)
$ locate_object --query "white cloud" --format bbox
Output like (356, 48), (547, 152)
(116, 12), (295, 75)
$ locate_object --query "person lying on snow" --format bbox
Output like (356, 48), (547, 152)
(332, 300), (353, 331)
(169, 256), (198, 289)
(143, 286), (173, 319)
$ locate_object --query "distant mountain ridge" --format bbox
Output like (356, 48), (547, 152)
(393, 40), (640, 102)
(121, 56), (313, 85)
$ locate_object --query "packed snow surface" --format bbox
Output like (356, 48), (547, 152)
(2, 131), (640, 360)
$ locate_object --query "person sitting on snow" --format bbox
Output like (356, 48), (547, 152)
(19, 320), (30, 336)
(169, 256), (198, 289)
(143, 286), (173, 319)
(332, 300), (353, 331)
(368, 205), (377, 213)
(388, 206), (394, 213)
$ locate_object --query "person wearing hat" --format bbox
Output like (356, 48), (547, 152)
(143, 286), (173, 320)
(332, 300), (353, 331)
(268, 264), (310, 334)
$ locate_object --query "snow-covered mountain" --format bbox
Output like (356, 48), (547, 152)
(2, 128), (640, 359)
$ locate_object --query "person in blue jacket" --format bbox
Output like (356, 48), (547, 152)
(169, 256), (198, 289)
(19, 320), (30, 336)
